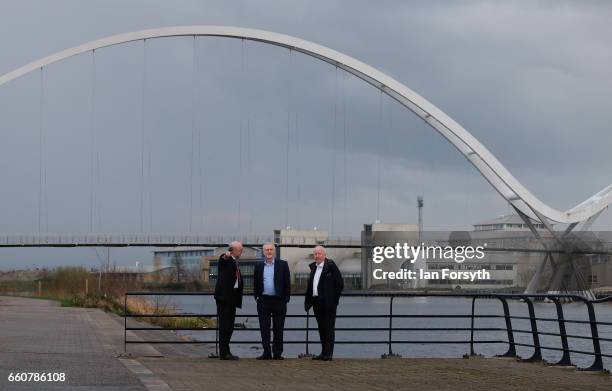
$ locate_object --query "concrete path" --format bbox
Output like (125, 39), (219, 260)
(138, 356), (611, 391)
(0, 296), (165, 390)
(1, 295), (611, 391)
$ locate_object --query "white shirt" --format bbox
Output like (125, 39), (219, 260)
(312, 262), (324, 296)
(232, 256), (239, 289)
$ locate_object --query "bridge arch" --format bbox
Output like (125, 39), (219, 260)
(1, 25), (609, 224)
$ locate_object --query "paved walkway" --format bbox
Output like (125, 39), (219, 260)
(139, 356), (612, 391)
(0, 296), (163, 390)
(1, 296), (611, 391)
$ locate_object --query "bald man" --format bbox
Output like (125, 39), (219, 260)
(214, 241), (244, 360)
(304, 245), (344, 361)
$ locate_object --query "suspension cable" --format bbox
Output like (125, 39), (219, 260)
(342, 70), (348, 234)
(377, 89), (383, 223)
(189, 36), (196, 233)
(285, 112), (290, 229)
(285, 48), (293, 229)
(89, 50), (96, 233)
(196, 37), (205, 232)
(39, 66), (49, 234)
(38, 67), (44, 236)
(146, 42), (153, 233)
(385, 92), (393, 222)
(238, 38), (246, 234)
(139, 41), (146, 233)
(43, 105), (48, 234)
(330, 66), (338, 236)
(244, 39), (252, 235)
(247, 118), (252, 234)
(295, 112), (300, 229)
(420, 114), (428, 225)
(239, 121), (243, 234)
(96, 147), (101, 230)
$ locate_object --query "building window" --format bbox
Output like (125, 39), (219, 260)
(493, 264), (513, 270)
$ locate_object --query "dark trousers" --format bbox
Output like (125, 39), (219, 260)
(257, 296), (287, 357)
(313, 299), (337, 357)
(216, 299), (237, 357)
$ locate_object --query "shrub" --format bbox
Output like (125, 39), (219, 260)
(42, 267), (90, 299)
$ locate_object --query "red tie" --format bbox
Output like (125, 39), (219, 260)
(235, 260), (241, 285)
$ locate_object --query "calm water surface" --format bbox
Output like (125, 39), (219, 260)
(140, 295), (612, 370)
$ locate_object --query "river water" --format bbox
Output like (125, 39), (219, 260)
(142, 294), (612, 370)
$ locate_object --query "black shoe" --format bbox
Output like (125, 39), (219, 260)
(257, 354), (272, 360)
(312, 354), (323, 360)
(220, 354), (239, 360)
(322, 356), (333, 361)
(273, 356), (284, 360)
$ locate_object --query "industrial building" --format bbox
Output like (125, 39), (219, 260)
(151, 215), (611, 292)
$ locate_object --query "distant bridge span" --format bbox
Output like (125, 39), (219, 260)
(1, 234), (611, 258)
(1, 25), (610, 226)
(0, 233), (357, 248)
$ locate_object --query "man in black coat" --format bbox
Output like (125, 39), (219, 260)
(214, 240), (244, 360)
(253, 243), (291, 360)
(304, 245), (344, 361)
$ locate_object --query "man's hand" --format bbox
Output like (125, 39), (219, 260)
(222, 251), (231, 259)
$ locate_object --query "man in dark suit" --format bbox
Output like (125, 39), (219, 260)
(253, 242), (291, 360)
(304, 245), (344, 361)
(214, 240), (244, 360)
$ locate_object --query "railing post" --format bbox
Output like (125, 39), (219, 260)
(496, 297), (517, 358)
(521, 297), (542, 362)
(582, 300), (604, 372)
(299, 309), (312, 358)
(216, 308), (219, 357)
(209, 305), (220, 358)
(306, 310), (310, 355)
(549, 297), (572, 366)
(388, 296), (393, 355)
(382, 295), (401, 358)
(469, 297), (476, 356)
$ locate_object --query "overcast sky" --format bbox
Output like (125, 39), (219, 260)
(0, 1), (611, 269)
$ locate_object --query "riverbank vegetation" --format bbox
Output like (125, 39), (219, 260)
(0, 266), (215, 329)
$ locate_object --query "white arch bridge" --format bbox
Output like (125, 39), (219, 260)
(1, 26), (610, 295)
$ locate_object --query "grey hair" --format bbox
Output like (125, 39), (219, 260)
(262, 242), (276, 250)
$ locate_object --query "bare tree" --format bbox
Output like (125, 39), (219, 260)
(170, 254), (185, 283)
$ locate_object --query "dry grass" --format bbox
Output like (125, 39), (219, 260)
(126, 295), (216, 329)
(1, 266), (215, 329)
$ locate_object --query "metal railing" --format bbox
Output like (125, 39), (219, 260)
(123, 292), (612, 372)
(0, 234), (358, 247)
